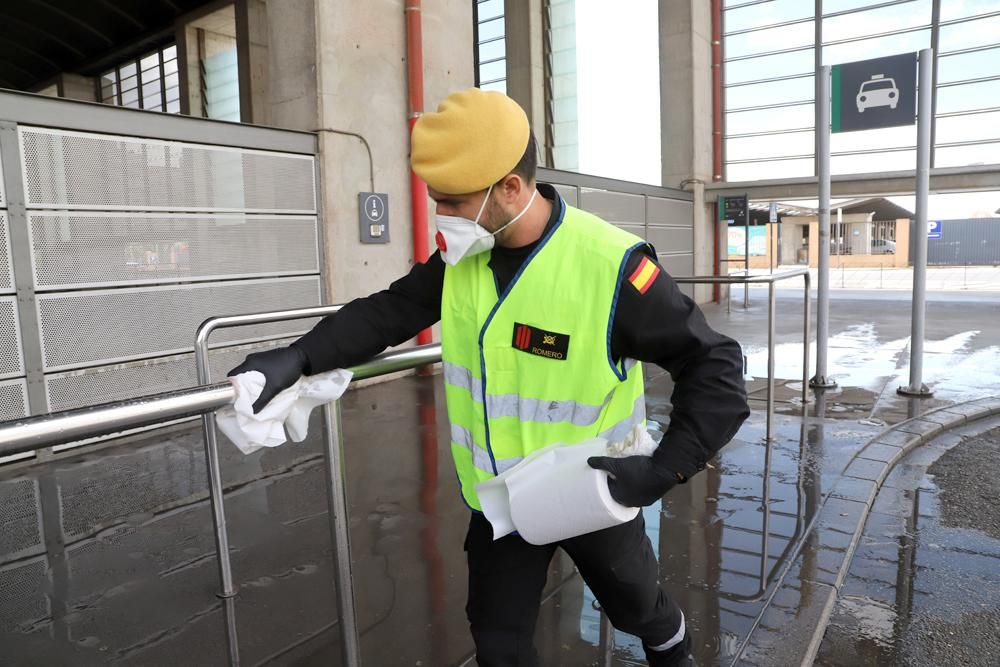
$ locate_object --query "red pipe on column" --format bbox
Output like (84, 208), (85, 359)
(406, 0), (432, 346)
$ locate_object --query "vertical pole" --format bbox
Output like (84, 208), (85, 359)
(811, 65), (836, 388)
(194, 338), (237, 598)
(766, 281), (776, 443)
(744, 215), (750, 308)
(322, 401), (362, 666)
(802, 273), (811, 410)
(899, 49), (934, 398)
(599, 610), (615, 666)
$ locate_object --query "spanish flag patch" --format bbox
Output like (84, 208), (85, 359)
(628, 256), (660, 295)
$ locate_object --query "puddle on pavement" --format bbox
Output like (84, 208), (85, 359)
(816, 421), (1000, 667)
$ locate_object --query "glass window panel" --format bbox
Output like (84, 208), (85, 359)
(831, 124), (916, 153)
(937, 80), (1000, 114)
(551, 47), (576, 76)
(726, 130), (814, 160)
(725, 21), (815, 58)
(101, 83), (117, 103)
(726, 49), (813, 85)
(822, 28), (929, 64)
(551, 24), (575, 51)
(121, 88), (140, 107)
(479, 59), (506, 82)
(141, 80), (161, 97)
(480, 80), (507, 94)
(140, 53), (160, 71)
(726, 103), (815, 134)
(935, 141), (1000, 167)
(166, 99), (181, 114)
(549, 1), (575, 28)
(478, 38), (505, 61)
(725, 0), (814, 33)
(478, 0), (503, 22)
(726, 76), (814, 109)
(823, 0), (901, 13)
(824, 0), (930, 43)
(100, 71), (117, 87)
(939, 15), (1000, 52)
(162, 58), (178, 75)
(478, 16), (504, 41)
(831, 149), (916, 174)
(937, 47), (1000, 83)
(163, 45), (177, 60)
(726, 158), (814, 180)
(935, 111), (1000, 144)
(119, 62), (136, 78)
(552, 72), (577, 98)
(940, 0), (1000, 21)
(118, 75), (137, 92)
(142, 92), (163, 111)
(164, 72), (179, 90)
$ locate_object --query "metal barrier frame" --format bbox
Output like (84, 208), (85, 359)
(672, 268), (812, 443)
(0, 316), (442, 667)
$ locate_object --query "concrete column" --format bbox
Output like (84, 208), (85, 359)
(58, 74), (97, 102)
(660, 0), (714, 301)
(504, 0), (547, 141)
(236, 0), (270, 125)
(245, 1), (473, 305)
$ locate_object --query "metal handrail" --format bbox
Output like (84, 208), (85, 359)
(0, 318), (442, 667)
(672, 267), (812, 443)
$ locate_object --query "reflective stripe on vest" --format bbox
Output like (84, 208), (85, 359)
(451, 423), (522, 474)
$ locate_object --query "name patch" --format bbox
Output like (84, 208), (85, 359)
(512, 322), (570, 361)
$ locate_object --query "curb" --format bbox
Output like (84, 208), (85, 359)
(735, 395), (1000, 667)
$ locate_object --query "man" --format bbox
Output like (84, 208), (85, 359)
(230, 89), (748, 666)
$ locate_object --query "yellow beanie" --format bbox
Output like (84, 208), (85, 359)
(411, 88), (530, 195)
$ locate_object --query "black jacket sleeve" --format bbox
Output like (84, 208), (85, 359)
(292, 251), (445, 374)
(611, 249), (749, 479)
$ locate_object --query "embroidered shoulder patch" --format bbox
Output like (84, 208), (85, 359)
(627, 256), (660, 295)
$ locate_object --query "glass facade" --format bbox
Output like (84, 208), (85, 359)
(545, 0), (661, 184)
(723, 0), (1000, 180)
(99, 45), (180, 114)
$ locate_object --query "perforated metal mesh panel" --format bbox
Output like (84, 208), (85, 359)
(28, 212), (319, 289)
(0, 213), (12, 293)
(0, 378), (27, 421)
(37, 277), (321, 371)
(19, 127), (316, 213)
(0, 558), (48, 633)
(45, 339), (292, 412)
(0, 297), (23, 379)
(0, 477), (40, 558)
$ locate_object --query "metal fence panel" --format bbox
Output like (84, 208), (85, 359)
(19, 127), (316, 214)
(36, 276), (321, 371)
(28, 212), (319, 289)
(915, 218), (1000, 266)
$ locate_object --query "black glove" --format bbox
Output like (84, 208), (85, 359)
(227, 345), (308, 414)
(587, 455), (681, 507)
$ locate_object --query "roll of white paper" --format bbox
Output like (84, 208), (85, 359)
(479, 439), (639, 545)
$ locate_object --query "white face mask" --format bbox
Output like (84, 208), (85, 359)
(435, 185), (539, 266)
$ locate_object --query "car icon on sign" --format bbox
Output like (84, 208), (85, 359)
(857, 74), (899, 113)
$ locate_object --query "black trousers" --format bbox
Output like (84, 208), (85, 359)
(465, 511), (688, 667)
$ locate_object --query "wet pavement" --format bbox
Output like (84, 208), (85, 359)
(815, 417), (1000, 667)
(0, 291), (998, 666)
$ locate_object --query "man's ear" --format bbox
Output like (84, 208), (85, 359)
(498, 173), (524, 203)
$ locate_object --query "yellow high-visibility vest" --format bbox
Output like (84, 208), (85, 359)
(441, 198), (649, 510)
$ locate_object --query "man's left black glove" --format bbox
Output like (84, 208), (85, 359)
(587, 455), (681, 507)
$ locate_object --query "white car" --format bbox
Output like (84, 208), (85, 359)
(857, 75), (899, 113)
(871, 239), (896, 255)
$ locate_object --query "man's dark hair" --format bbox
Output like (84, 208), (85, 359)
(509, 130), (538, 184)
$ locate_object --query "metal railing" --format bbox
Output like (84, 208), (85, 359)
(0, 304), (443, 667)
(672, 267), (812, 443)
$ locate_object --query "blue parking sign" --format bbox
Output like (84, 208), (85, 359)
(927, 221), (942, 239)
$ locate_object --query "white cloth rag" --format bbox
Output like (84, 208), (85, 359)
(476, 424), (659, 545)
(215, 369), (353, 455)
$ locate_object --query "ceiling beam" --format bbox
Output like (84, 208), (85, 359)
(29, 0), (115, 46)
